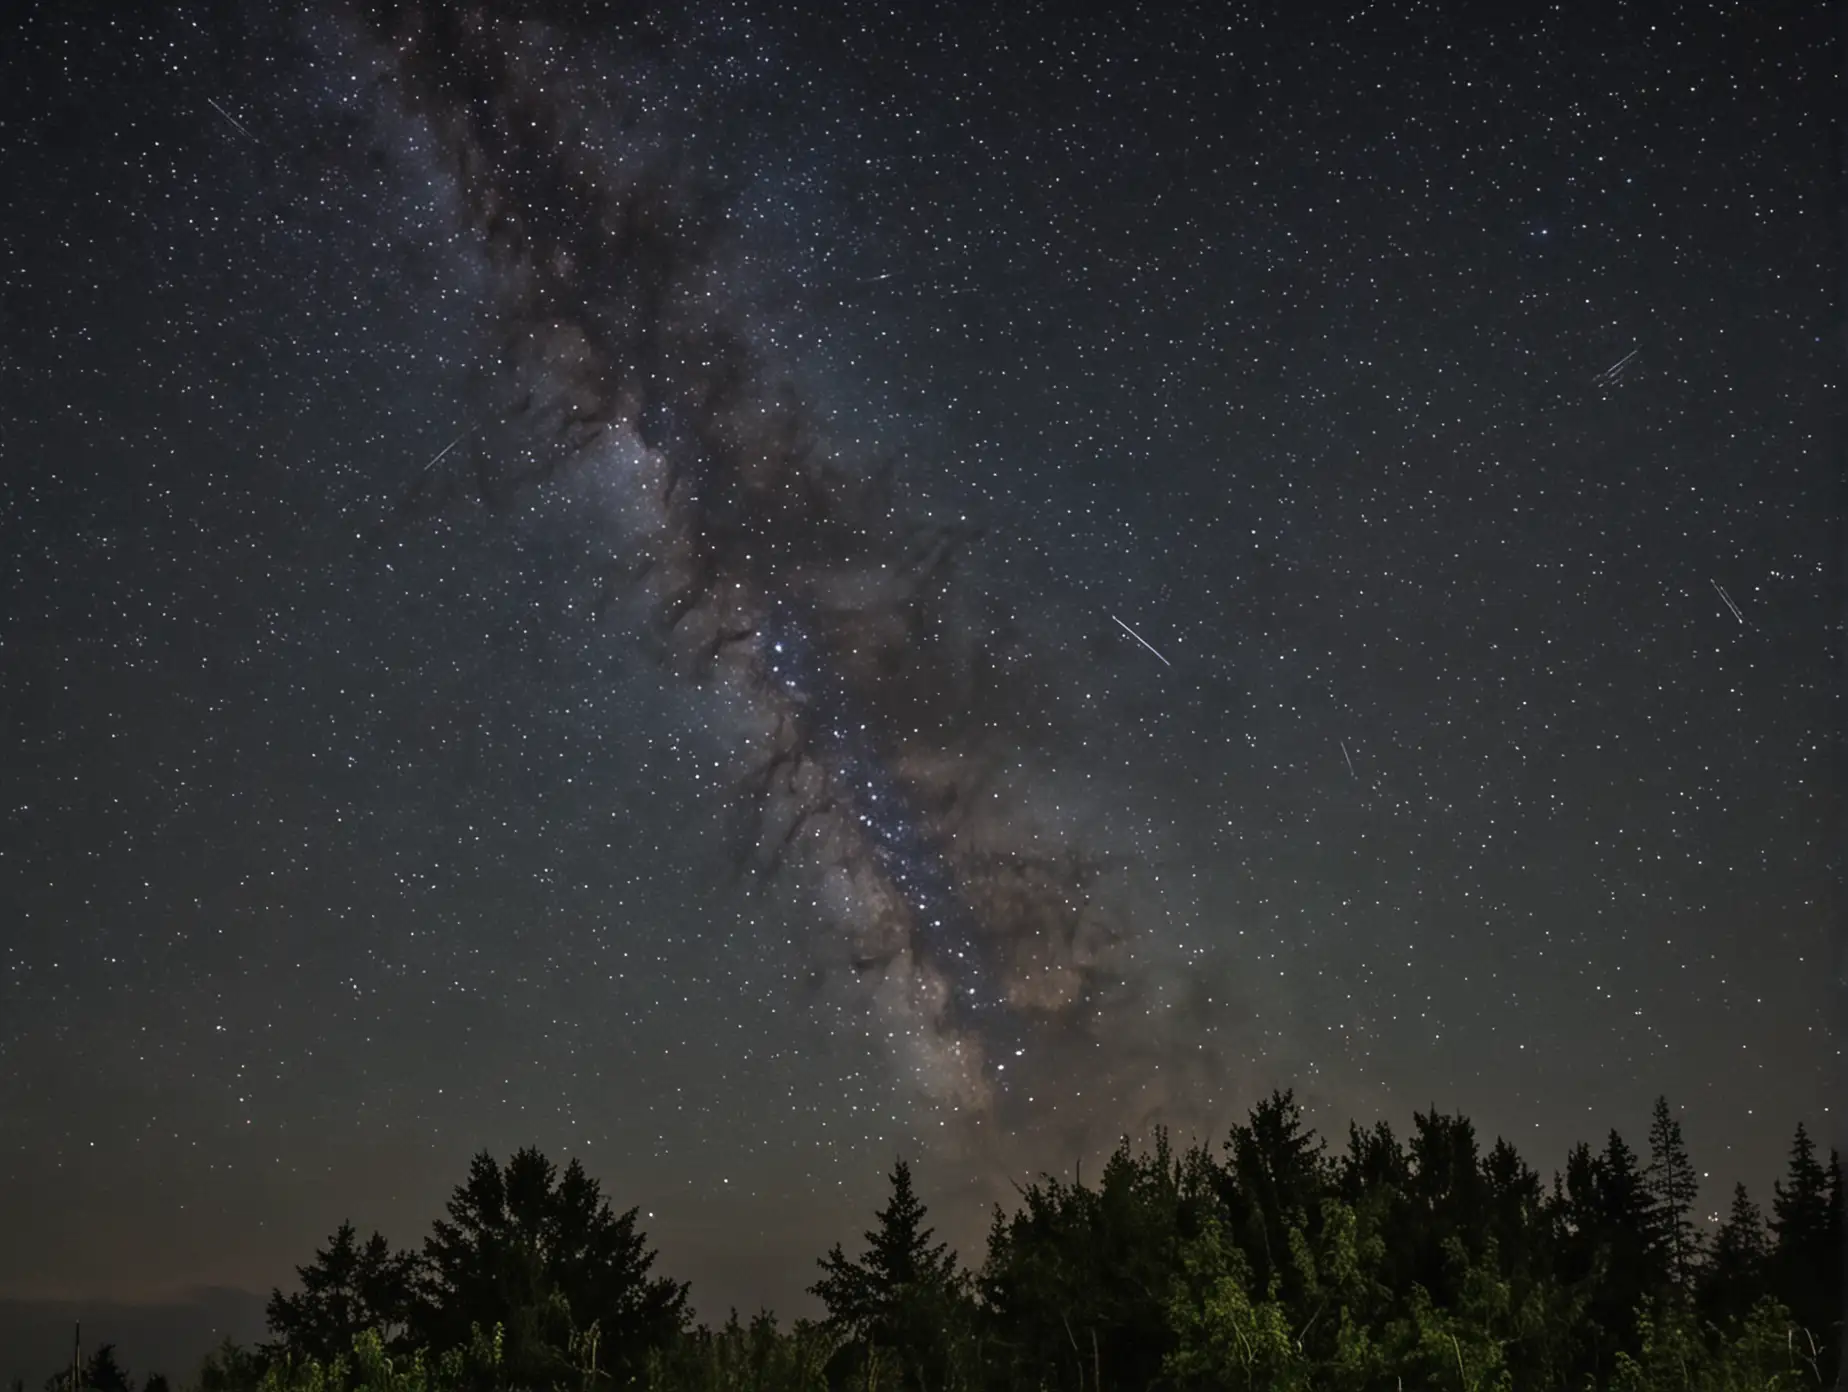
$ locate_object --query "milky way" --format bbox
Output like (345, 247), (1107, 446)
(344, 1), (1204, 1124)
(3, 0), (1835, 1350)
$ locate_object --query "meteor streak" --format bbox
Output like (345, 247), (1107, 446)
(1594, 348), (1639, 386)
(206, 97), (255, 141)
(1711, 578), (1745, 625)
(416, 430), (469, 477)
(1111, 614), (1172, 667)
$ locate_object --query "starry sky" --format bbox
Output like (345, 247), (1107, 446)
(0, 0), (1840, 1376)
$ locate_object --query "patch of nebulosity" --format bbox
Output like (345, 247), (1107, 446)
(340, 1), (1243, 1138)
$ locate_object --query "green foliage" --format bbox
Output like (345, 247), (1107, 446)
(249, 1325), (506, 1392)
(1163, 1211), (1306, 1391)
(1218, 1090), (1330, 1308)
(123, 1105), (1835, 1392)
(643, 1311), (839, 1392)
(1607, 1295), (1819, 1392)
(196, 1338), (267, 1392)
(1545, 1127), (1674, 1384)
(980, 1129), (1219, 1391)
(1383, 1287), (1509, 1392)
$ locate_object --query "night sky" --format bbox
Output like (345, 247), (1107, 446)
(1, 0), (1840, 1377)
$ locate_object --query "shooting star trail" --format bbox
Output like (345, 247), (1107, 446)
(1594, 348), (1638, 386)
(206, 97), (256, 142)
(1340, 740), (1356, 779)
(1111, 614), (1172, 667)
(1711, 578), (1745, 626)
(416, 429), (469, 477)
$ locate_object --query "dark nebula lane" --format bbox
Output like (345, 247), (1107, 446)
(346, 0), (1126, 1111)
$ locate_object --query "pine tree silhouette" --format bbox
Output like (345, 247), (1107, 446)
(417, 1146), (688, 1382)
(1701, 1181), (1769, 1329)
(80, 1347), (131, 1392)
(1771, 1123), (1836, 1366)
(811, 1157), (967, 1391)
(265, 1220), (419, 1360)
(1644, 1095), (1701, 1292)
(811, 1158), (959, 1338)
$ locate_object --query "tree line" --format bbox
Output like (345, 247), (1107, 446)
(20, 1093), (1843, 1391)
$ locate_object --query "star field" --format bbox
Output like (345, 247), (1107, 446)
(0, 0), (1837, 1374)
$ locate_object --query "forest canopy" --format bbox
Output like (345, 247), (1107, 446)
(26, 1094), (1844, 1392)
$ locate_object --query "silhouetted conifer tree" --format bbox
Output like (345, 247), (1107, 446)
(1770, 1122), (1838, 1373)
(1830, 1148), (1845, 1375)
(1404, 1109), (1489, 1304)
(1644, 1096), (1700, 1293)
(1338, 1118), (1410, 1206)
(1700, 1181), (1769, 1330)
(417, 1146), (688, 1384)
(812, 1158), (968, 1391)
(1601, 1130), (1668, 1343)
(1218, 1089), (1329, 1303)
(1482, 1134), (1548, 1281)
(1548, 1130), (1664, 1383)
(232, 1098), (1844, 1392)
(79, 1348), (130, 1392)
(265, 1220), (420, 1361)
